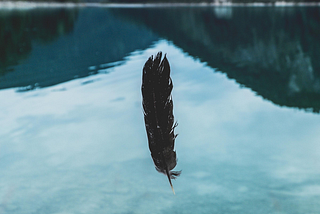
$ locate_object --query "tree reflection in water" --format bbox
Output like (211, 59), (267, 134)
(113, 7), (320, 113)
(0, 8), (78, 77)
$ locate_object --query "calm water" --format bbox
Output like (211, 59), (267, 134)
(1, 6), (320, 214)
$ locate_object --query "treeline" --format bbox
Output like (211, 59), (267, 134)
(99, 0), (320, 3)
(4, 0), (320, 3)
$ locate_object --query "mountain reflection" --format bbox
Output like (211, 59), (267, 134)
(114, 7), (320, 113)
(0, 8), (158, 90)
(0, 8), (78, 77)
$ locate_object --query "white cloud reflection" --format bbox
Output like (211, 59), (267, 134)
(1, 40), (320, 213)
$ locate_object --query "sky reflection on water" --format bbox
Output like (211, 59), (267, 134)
(1, 40), (320, 213)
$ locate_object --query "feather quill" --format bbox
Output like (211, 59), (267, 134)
(142, 52), (181, 194)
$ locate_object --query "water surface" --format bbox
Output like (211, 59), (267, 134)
(0, 6), (320, 214)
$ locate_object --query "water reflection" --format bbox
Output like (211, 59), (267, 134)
(1, 7), (320, 213)
(0, 8), (158, 90)
(113, 7), (320, 112)
(1, 7), (320, 113)
(1, 39), (320, 213)
(0, 8), (78, 77)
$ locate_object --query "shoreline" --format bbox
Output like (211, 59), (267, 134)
(0, 1), (320, 9)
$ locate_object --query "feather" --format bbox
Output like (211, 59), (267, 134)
(141, 52), (181, 194)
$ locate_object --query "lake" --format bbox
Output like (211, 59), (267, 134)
(0, 5), (320, 214)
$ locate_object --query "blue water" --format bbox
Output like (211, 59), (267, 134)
(1, 6), (320, 214)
